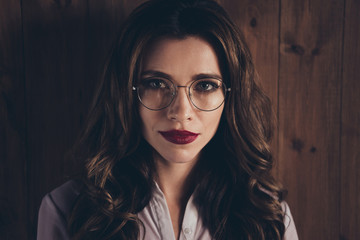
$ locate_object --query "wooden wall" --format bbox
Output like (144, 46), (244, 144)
(0, 0), (359, 239)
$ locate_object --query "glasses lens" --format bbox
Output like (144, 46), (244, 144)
(189, 79), (226, 111)
(137, 78), (174, 110)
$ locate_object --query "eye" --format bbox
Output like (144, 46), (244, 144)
(193, 80), (220, 92)
(142, 78), (169, 90)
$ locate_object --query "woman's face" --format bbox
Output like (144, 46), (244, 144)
(139, 36), (224, 165)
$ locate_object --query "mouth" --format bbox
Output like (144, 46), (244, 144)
(159, 130), (199, 144)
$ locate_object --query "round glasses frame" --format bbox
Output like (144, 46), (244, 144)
(132, 78), (231, 112)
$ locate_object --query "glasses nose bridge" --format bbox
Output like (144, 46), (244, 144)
(171, 84), (192, 105)
(174, 83), (190, 96)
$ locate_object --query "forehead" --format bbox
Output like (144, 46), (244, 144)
(141, 36), (221, 80)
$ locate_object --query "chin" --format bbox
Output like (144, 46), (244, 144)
(157, 150), (200, 165)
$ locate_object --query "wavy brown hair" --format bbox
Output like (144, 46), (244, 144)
(69, 0), (286, 239)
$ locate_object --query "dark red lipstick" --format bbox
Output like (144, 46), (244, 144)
(159, 130), (199, 144)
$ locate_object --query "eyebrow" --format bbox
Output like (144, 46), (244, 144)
(141, 70), (172, 80)
(140, 70), (223, 81)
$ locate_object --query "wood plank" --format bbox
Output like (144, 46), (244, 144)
(0, 0), (28, 239)
(21, 0), (88, 237)
(22, 0), (145, 237)
(340, 0), (360, 239)
(221, 0), (279, 107)
(278, 0), (343, 239)
(220, 1), (280, 175)
(86, 0), (147, 82)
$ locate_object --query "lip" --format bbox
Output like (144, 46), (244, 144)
(159, 130), (199, 144)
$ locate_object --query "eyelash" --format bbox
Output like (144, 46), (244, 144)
(141, 77), (220, 94)
(193, 80), (219, 92)
(141, 78), (169, 89)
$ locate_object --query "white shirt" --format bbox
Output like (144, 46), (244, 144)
(138, 182), (211, 240)
(37, 180), (299, 240)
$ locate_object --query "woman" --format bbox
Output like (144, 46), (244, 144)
(37, 0), (298, 239)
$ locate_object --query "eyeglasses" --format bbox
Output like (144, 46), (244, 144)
(133, 77), (231, 111)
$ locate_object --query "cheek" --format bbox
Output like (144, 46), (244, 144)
(200, 108), (224, 138)
(209, 107), (224, 126)
(139, 106), (146, 126)
(139, 106), (161, 138)
(139, 107), (150, 135)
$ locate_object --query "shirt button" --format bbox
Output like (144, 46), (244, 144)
(184, 227), (192, 235)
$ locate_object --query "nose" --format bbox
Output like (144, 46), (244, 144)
(167, 86), (193, 121)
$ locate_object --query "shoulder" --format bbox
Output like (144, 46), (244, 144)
(281, 202), (299, 240)
(37, 180), (83, 240)
(47, 180), (83, 216)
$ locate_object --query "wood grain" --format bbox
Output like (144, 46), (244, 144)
(1, 0), (359, 239)
(220, 0), (281, 175)
(0, 0), (27, 239)
(221, 0), (279, 106)
(86, 0), (147, 102)
(278, 0), (344, 239)
(21, 0), (88, 237)
(340, 0), (360, 239)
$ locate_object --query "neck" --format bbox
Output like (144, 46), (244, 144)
(153, 152), (200, 239)
(154, 154), (198, 205)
